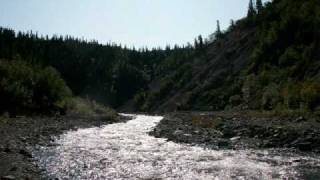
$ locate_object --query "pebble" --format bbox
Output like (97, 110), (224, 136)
(230, 136), (241, 141)
(173, 130), (183, 135)
(295, 116), (306, 123)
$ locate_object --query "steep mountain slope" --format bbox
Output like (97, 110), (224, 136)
(145, 26), (256, 112)
(1, 0), (319, 115)
(129, 0), (320, 113)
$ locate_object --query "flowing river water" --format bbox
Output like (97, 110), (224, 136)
(33, 114), (320, 179)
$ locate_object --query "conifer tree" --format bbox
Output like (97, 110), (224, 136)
(256, 0), (263, 13)
(247, 0), (256, 18)
(198, 35), (203, 49)
(230, 19), (235, 29)
(215, 20), (222, 38)
(194, 38), (199, 49)
(216, 20), (221, 33)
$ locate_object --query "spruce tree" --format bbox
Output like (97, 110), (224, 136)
(247, 0), (256, 18)
(194, 38), (199, 49)
(216, 20), (222, 38)
(216, 20), (221, 34)
(256, 0), (263, 13)
(230, 19), (235, 28)
(198, 35), (203, 49)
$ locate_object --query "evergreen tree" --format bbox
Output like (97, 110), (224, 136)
(217, 20), (221, 33)
(215, 20), (222, 38)
(229, 19), (235, 30)
(256, 0), (263, 13)
(194, 38), (199, 49)
(198, 35), (203, 49)
(230, 19), (235, 27)
(247, 0), (256, 18)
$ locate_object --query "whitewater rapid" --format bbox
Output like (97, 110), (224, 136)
(34, 114), (320, 179)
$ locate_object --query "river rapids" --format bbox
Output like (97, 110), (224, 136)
(33, 114), (320, 179)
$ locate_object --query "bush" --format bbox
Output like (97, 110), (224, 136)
(0, 59), (72, 115)
(279, 46), (303, 67)
(133, 91), (148, 111)
(300, 81), (320, 110)
(192, 115), (223, 128)
(68, 98), (117, 118)
(282, 81), (301, 109)
(33, 66), (72, 110)
(229, 95), (242, 107)
(262, 83), (281, 110)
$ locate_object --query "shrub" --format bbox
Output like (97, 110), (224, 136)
(229, 95), (242, 107)
(262, 83), (281, 110)
(68, 97), (117, 118)
(192, 115), (223, 128)
(34, 66), (72, 110)
(0, 59), (72, 115)
(300, 81), (320, 110)
(282, 81), (301, 109)
(133, 91), (148, 111)
(279, 46), (303, 67)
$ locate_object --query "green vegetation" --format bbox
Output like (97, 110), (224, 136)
(0, 59), (71, 115)
(132, 0), (320, 114)
(0, 0), (319, 116)
(68, 98), (117, 118)
(192, 115), (223, 128)
(0, 27), (197, 108)
(0, 112), (9, 124)
(245, 0), (320, 112)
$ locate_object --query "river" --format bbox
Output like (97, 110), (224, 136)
(33, 114), (320, 179)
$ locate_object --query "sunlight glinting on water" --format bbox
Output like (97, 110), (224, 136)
(34, 115), (320, 179)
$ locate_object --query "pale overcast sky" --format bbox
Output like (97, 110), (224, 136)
(0, 0), (269, 48)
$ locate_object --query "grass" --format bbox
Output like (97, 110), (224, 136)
(191, 114), (223, 128)
(0, 112), (9, 124)
(242, 109), (317, 119)
(68, 97), (118, 119)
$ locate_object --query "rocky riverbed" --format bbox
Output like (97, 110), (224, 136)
(150, 111), (320, 152)
(0, 113), (129, 180)
(30, 114), (320, 179)
(1, 111), (319, 179)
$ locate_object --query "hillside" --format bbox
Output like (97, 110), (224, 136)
(0, 0), (319, 116)
(127, 0), (320, 114)
(1, 0), (320, 179)
(0, 27), (195, 115)
(128, 25), (256, 112)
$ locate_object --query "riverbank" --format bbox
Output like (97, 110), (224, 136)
(150, 111), (320, 152)
(1, 111), (319, 179)
(0, 113), (130, 180)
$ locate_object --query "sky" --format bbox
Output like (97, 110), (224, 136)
(0, 0), (268, 48)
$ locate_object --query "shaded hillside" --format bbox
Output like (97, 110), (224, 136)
(129, 0), (320, 114)
(128, 25), (255, 112)
(0, 28), (195, 108)
(1, 0), (319, 115)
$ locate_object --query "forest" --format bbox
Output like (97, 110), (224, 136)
(0, 0), (319, 116)
(0, 25), (198, 114)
